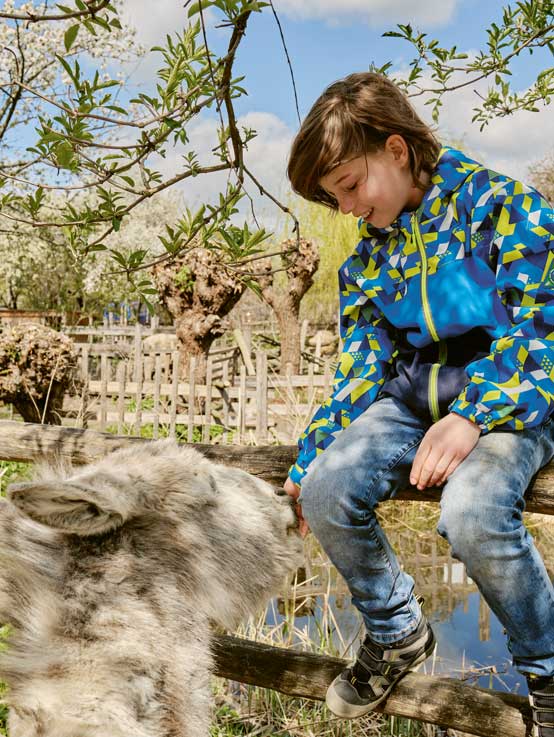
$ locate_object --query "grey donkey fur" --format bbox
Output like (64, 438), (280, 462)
(0, 440), (303, 737)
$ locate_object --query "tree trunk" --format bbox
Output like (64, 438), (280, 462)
(174, 313), (220, 381)
(257, 239), (319, 376)
(274, 297), (301, 374)
(12, 384), (65, 425)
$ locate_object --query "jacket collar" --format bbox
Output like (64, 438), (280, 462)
(360, 146), (484, 237)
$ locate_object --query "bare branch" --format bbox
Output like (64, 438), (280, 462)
(0, 31), (25, 140)
(0, 1), (112, 23)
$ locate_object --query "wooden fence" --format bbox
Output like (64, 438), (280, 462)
(71, 343), (335, 444)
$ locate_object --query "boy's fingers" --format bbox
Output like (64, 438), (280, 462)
(410, 443), (430, 486)
(294, 502), (309, 537)
(417, 450), (443, 489)
(428, 457), (452, 488)
(437, 457), (461, 487)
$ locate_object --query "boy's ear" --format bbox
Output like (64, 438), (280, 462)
(7, 480), (126, 535)
(385, 134), (409, 166)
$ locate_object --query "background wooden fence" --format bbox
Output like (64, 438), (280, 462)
(70, 334), (335, 444)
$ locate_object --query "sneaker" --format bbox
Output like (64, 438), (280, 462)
(326, 615), (436, 719)
(528, 674), (554, 737)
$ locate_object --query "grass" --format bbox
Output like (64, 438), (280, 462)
(105, 420), (229, 443)
(0, 461), (31, 497)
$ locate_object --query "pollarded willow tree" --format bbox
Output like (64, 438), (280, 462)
(0, 0), (553, 373)
(257, 238), (320, 375)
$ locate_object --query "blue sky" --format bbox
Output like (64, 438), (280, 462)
(121, 1), (554, 215)
(233, 0), (544, 126)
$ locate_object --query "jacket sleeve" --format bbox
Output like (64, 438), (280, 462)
(289, 263), (397, 485)
(450, 181), (554, 431)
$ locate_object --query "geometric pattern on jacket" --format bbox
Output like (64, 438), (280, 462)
(290, 147), (554, 484)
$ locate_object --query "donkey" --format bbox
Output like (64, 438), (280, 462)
(0, 440), (303, 737)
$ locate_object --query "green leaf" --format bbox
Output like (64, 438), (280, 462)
(163, 117), (181, 131)
(187, 0), (215, 18)
(54, 142), (75, 169)
(64, 24), (79, 52)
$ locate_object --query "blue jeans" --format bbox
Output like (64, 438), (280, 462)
(299, 396), (554, 677)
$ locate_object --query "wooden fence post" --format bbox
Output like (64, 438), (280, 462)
(307, 361), (315, 408)
(133, 323), (142, 382)
(221, 361), (230, 443)
(99, 354), (108, 432)
(169, 350), (179, 439)
(202, 358), (213, 444)
(236, 365), (247, 444)
(233, 328), (255, 376)
(134, 355), (143, 437)
(153, 354), (162, 440)
(256, 352), (268, 444)
(116, 361), (126, 435)
(187, 356), (196, 443)
(79, 345), (90, 429)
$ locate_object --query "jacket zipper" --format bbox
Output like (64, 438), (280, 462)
(411, 212), (444, 422)
(428, 341), (448, 423)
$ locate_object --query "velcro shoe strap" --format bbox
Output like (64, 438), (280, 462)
(533, 694), (554, 709)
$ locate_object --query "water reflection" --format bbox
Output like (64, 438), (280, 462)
(275, 503), (554, 697)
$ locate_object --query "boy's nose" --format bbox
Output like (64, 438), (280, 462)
(338, 195), (354, 215)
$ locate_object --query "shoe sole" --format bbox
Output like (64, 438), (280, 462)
(325, 631), (436, 719)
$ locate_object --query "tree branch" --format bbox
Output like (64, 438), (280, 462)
(0, 1), (112, 23)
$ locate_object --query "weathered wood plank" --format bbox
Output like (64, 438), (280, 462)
(212, 634), (530, 737)
(0, 421), (553, 513)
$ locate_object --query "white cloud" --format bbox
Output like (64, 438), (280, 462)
(118, 0), (216, 47)
(272, 0), (459, 28)
(117, 0), (218, 83)
(438, 98), (554, 186)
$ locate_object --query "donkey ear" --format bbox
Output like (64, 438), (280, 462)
(7, 481), (125, 535)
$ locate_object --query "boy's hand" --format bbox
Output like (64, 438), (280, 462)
(283, 476), (310, 537)
(410, 413), (481, 490)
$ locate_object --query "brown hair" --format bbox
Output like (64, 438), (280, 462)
(287, 72), (441, 209)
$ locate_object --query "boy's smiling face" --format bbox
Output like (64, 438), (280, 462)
(319, 134), (426, 228)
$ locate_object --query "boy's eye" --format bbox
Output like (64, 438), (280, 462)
(345, 183), (357, 192)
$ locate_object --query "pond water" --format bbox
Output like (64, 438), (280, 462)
(272, 503), (554, 698)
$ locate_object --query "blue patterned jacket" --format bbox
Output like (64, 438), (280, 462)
(290, 147), (554, 485)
